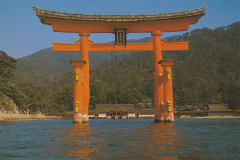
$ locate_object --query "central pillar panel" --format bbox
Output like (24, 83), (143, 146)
(80, 33), (90, 123)
(70, 60), (86, 123)
(152, 31), (165, 122)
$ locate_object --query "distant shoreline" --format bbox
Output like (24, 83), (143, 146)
(193, 116), (240, 119)
(1, 114), (240, 121)
(178, 116), (240, 119)
(0, 113), (60, 121)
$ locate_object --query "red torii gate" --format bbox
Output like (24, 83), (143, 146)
(33, 6), (207, 123)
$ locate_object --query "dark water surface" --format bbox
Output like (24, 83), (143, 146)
(0, 119), (239, 159)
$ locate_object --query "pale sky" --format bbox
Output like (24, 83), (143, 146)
(0, 0), (239, 58)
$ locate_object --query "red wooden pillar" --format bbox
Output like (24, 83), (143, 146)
(159, 60), (175, 122)
(80, 33), (90, 123)
(152, 31), (165, 122)
(70, 60), (86, 123)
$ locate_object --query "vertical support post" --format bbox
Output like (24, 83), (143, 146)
(159, 60), (175, 123)
(152, 31), (165, 122)
(80, 33), (90, 123)
(70, 60), (86, 123)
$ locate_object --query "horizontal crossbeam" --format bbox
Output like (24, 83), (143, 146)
(52, 42), (189, 52)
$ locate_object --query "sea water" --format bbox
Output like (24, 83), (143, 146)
(0, 119), (239, 159)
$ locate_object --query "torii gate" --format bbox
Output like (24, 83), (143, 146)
(33, 6), (207, 123)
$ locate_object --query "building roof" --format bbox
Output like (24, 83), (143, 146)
(136, 109), (154, 113)
(208, 104), (233, 112)
(95, 104), (136, 113)
(32, 6), (207, 23)
(178, 110), (205, 114)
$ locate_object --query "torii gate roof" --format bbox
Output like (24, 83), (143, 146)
(32, 6), (207, 33)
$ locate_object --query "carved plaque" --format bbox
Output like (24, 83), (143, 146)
(115, 29), (126, 46)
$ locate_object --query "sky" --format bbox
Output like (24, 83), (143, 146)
(0, 0), (239, 58)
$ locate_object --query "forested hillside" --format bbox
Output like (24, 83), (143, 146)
(1, 22), (239, 115)
(90, 21), (240, 109)
(14, 37), (156, 85)
(15, 48), (131, 85)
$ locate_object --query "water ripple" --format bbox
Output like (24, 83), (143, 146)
(0, 119), (239, 159)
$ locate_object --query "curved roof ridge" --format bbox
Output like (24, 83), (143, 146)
(32, 5), (207, 23)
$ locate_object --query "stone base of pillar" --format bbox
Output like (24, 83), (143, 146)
(73, 113), (82, 123)
(154, 113), (174, 123)
(82, 114), (89, 123)
(154, 110), (165, 123)
(165, 112), (174, 123)
(154, 116), (165, 122)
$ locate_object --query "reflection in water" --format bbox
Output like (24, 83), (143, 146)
(148, 124), (177, 158)
(1, 119), (239, 159)
(63, 123), (100, 159)
(60, 120), (185, 159)
(142, 123), (181, 159)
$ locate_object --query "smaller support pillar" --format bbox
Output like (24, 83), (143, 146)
(70, 60), (86, 123)
(159, 60), (175, 123)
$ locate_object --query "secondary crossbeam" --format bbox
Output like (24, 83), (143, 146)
(52, 42), (189, 52)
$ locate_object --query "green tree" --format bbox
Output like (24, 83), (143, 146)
(0, 51), (17, 79)
(56, 83), (74, 112)
(15, 82), (48, 114)
(90, 80), (106, 109)
(225, 81), (240, 110)
(0, 51), (17, 95)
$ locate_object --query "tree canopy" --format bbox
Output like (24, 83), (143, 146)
(0, 51), (17, 79)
